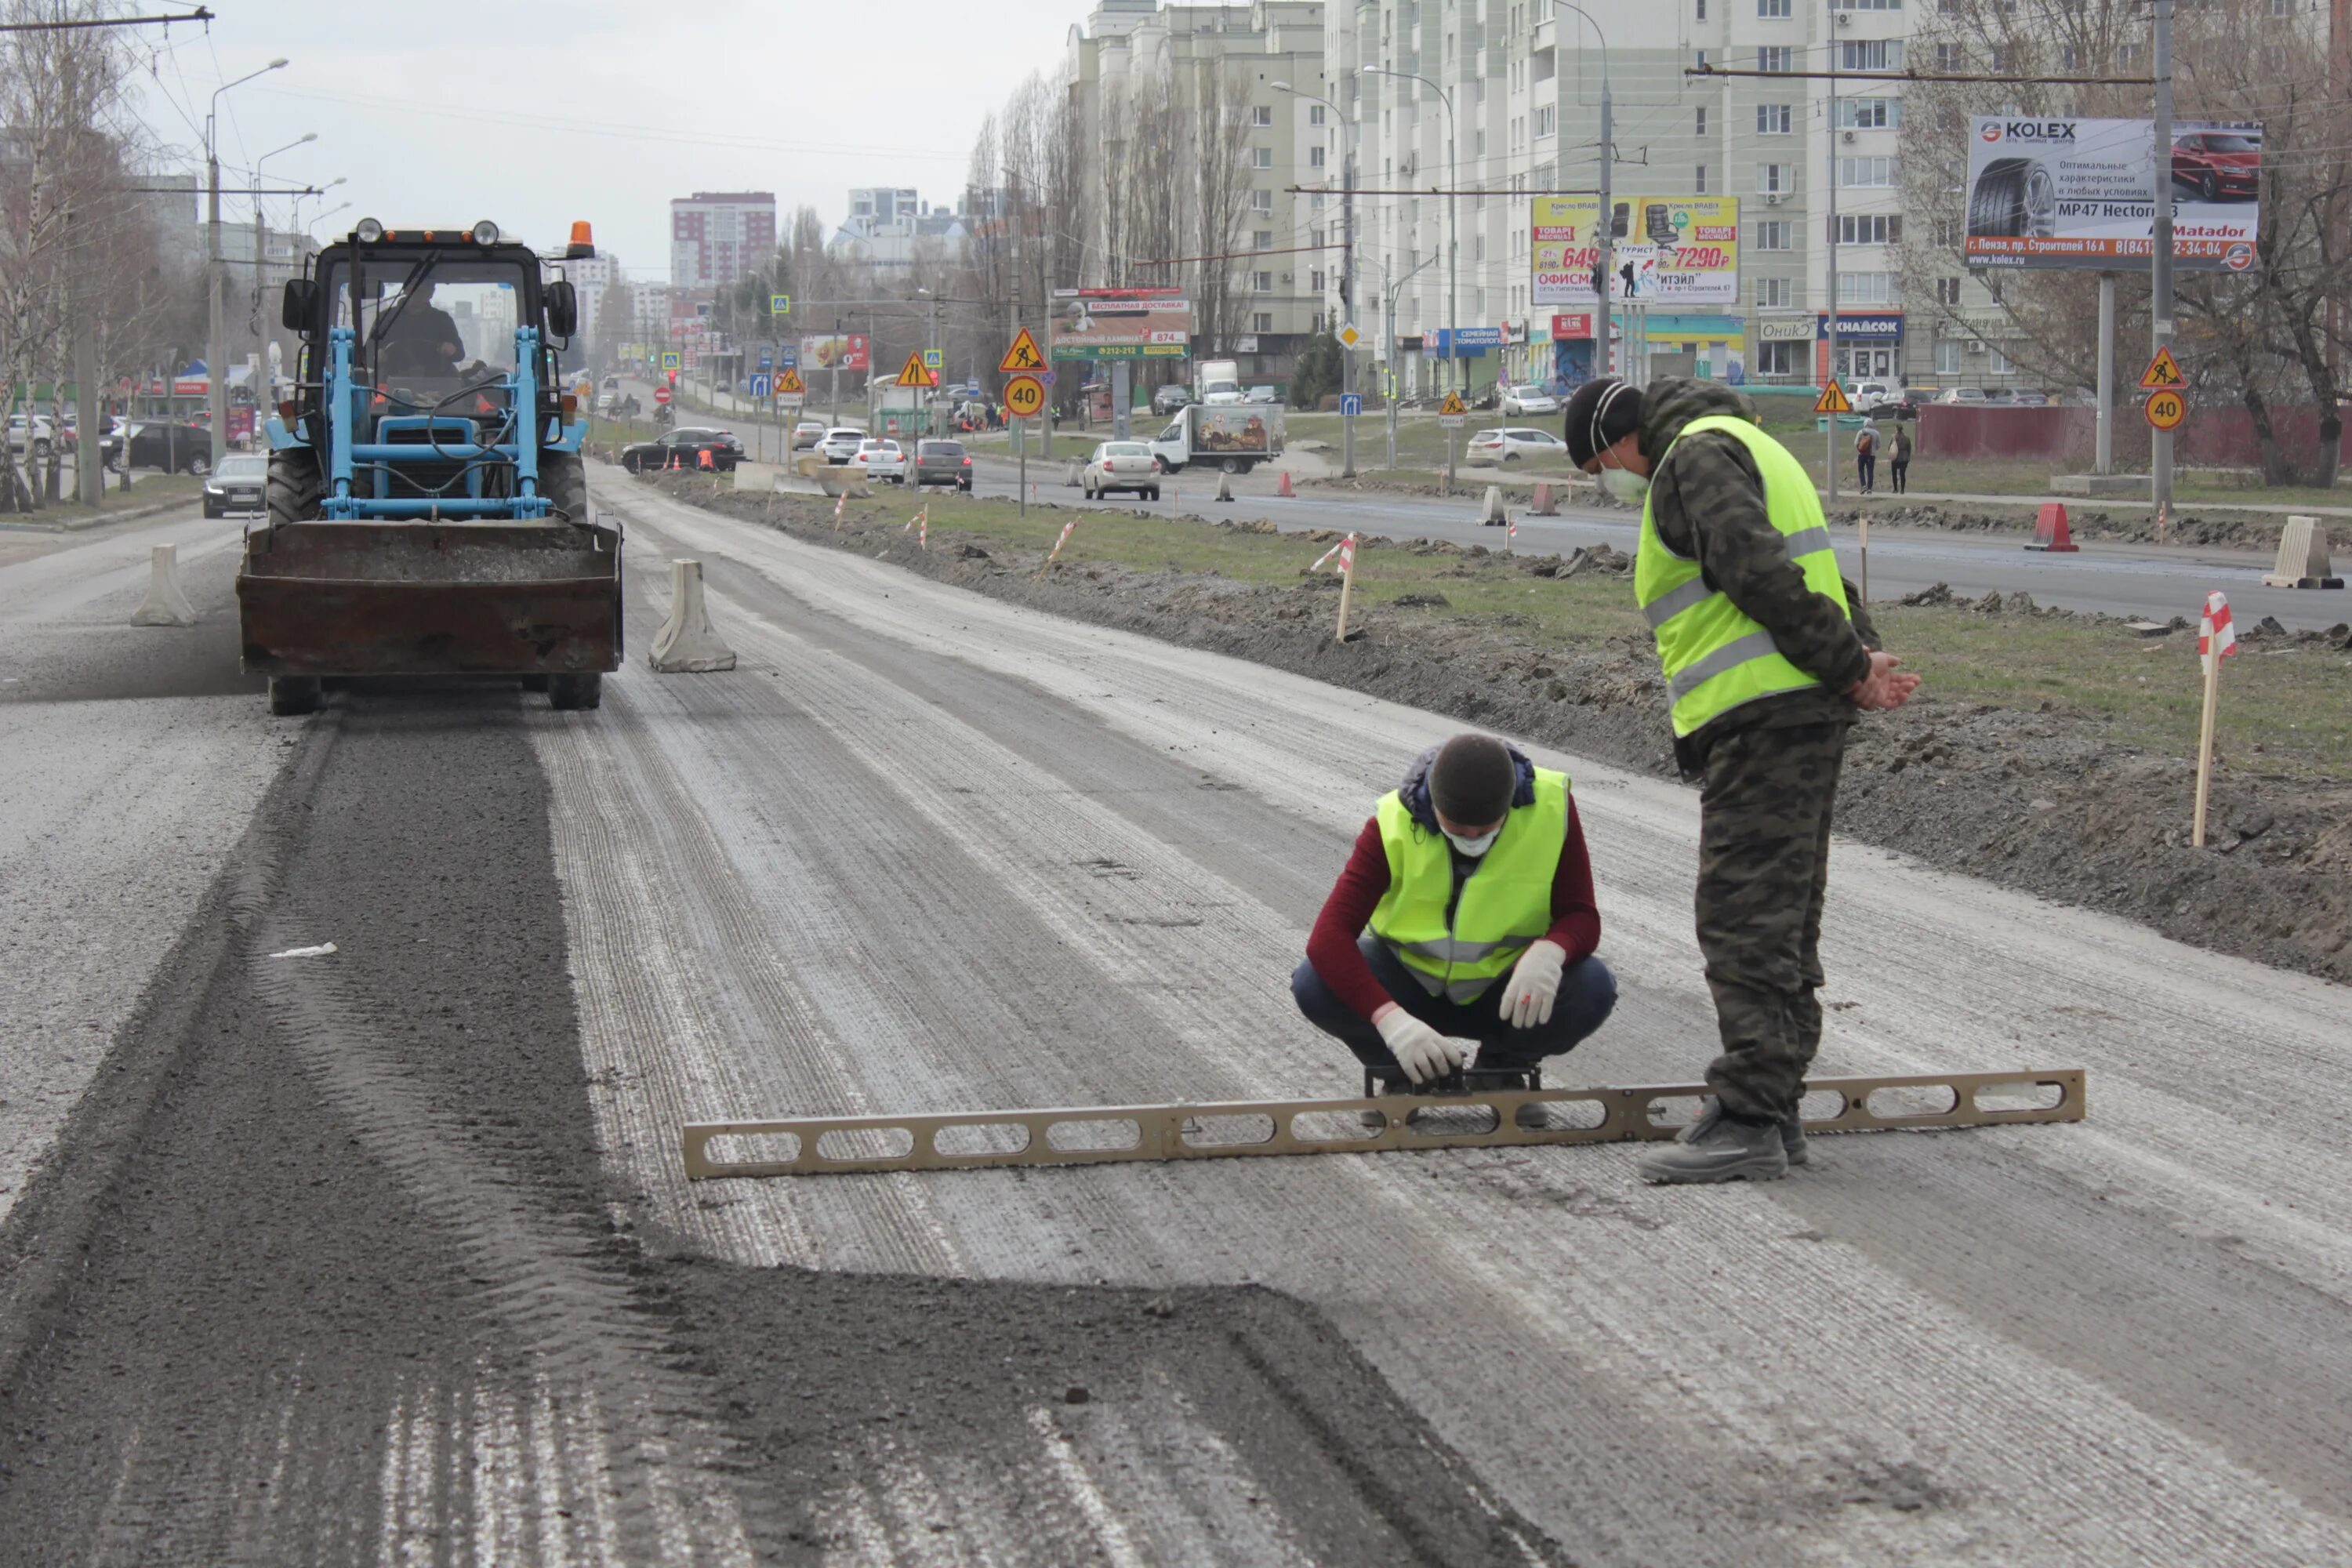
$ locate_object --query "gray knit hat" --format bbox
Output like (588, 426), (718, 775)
(1429, 734), (1515, 827)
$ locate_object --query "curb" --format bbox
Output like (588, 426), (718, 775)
(0, 493), (192, 535)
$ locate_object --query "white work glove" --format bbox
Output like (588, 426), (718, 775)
(1373, 1005), (1463, 1085)
(1499, 940), (1568, 1032)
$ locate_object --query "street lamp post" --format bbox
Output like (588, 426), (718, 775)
(1365, 67), (1455, 403)
(1543, 4), (1613, 385)
(1374, 252), (1436, 468)
(252, 133), (314, 394)
(1274, 79), (1357, 477)
(206, 56), (289, 466)
(291, 174), (343, 240)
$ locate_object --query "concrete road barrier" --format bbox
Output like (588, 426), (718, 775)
(648, 559), (738, 673)
(130, 544), (198, 626)
(1065, 459), (1084, 488)
(1480, 485), (1509, 526)
(1215, 472), (1236, 503)
(731, 461), (782, 495)
(2263, 514), (2344, 589)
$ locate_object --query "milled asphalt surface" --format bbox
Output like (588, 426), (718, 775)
(4, 484), (2351, 1563)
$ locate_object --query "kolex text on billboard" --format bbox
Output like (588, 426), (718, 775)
(1531, 196), (1740, 306)
(799, 334), (870, 372)
(1965, 116), (2262, 272)
(1051, 288), (1193, 360)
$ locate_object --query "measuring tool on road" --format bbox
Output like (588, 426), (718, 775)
(682, 1068), (2085, 1178)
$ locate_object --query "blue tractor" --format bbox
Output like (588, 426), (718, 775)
(238, 218), (622, 714)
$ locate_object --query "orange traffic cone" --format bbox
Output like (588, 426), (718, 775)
(2025, 502), (2079, 553)
(1277, 470), (1295, 497)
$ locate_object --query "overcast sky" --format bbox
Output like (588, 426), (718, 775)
(132, 0), (1088, 279)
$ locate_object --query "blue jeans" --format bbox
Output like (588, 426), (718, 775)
(1291, 936), (1618, 1071)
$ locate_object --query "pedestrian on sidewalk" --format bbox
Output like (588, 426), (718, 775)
(1291, 734), (1617, 1107)
(1565, 376), (1919, 1184)
(1889, 422), (1912, 495)
(1854, 420), (1878, 495)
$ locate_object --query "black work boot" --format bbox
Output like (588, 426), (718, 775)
(1782, 1113), (1809, 1167)
(1635, 1102), (1790, 1185)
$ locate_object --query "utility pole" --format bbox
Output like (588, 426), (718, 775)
(830, 312), (841, 426)
(1545, 6), (1616, 384)
(2151, 0), (2176, 516)
(1342, 138), (1357, 477)
(205, 59), (288, 470)
(1826, 53), (1840, 505)
(70, 211), (100, 506)
(2096, 274), (2116, 474)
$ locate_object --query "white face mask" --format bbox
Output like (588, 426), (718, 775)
(1598, 457), (1649, 505)
(1444, 827), (1501, 858)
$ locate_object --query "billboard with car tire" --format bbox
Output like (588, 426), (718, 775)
(1965, 116), (2262, 271)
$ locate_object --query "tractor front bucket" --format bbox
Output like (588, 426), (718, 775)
(237, 519), (622, 678)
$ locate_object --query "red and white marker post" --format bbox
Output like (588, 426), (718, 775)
(2192, 590), (2238, 847)
(1331, 532), (1359, 641)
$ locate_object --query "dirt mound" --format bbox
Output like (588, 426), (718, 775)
(645, 473), (2352, 986)
(1838, 503), (2350, 554)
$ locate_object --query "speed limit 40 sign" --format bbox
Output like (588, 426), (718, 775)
(2143, 389), (2187, 431)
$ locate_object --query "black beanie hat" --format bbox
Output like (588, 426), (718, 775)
(1429, 734), (1515, 827)
(1562, 377), (1642, 468)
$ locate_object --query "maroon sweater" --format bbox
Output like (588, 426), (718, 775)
(1306, 800), (1602, 1021)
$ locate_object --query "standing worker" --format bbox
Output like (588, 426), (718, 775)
(1889, 421), (1913, 495)
(1563, 377), (1918, 1183)
(1290, 734), (1617, 1110)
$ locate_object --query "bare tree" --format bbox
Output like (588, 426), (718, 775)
(1185, 60), (1256, 356)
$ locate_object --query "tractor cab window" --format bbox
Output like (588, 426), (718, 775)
(321, 256), (535, 393)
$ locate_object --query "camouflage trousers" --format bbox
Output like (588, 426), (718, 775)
(1693, 720), (1849, 1123)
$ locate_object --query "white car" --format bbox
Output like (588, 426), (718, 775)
(1083, 439), (1160, 500)
(1466, 426), (1568, 465)
(792, 419), (827, 450)
(1499, 383), (1560, 417)
(1936, 387), (1988, 405)
(851, 437), (908, 484)
(1853, 381), (1894, 408)
(818, 426), (869, 464)
(5, 412), (59, 457)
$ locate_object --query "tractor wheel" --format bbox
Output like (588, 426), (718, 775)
(548, 672), (602, 711)
(519, 674), (550, 692)
(541, 450), (590, 522)
(267, 448), (324, 525)
(268, 676), (320, 717)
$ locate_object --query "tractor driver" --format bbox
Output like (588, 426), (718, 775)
(377, 280), (468, 380)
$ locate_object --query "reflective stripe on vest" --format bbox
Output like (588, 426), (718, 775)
(1367, 768), (1569, 1004)
(1632, 414), (1851, 737)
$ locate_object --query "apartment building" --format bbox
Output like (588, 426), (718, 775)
(669, 191), (777, 293)
(1065, 0), (1331, 384)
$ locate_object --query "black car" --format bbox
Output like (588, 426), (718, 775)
(121, 420), (215, 475)
(619, 426), (743, 474)
(201, 452), (269, 517)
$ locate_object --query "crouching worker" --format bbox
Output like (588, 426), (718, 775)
(1290, 733), (1617, 1114)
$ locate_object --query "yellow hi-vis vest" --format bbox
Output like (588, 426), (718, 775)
(1367, 768), (1569, 1004)
(1634, 413), (1852, 738)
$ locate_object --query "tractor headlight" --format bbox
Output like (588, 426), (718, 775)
(354, 216), (384, 243)
(470, 219), (499, 245)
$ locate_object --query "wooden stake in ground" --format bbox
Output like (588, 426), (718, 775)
(2191, 590), (2238, 847)
(1036, 517), (1079, 580)
(1332, 532), (1359, 641)
(1857, 513), (1871, 603)
(904, 504), (928, 549)
(833, 492), (846, 529)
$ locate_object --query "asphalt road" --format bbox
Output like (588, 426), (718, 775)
(4, 488), (2349, 1563)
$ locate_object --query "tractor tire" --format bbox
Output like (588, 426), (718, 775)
(541, 450), (589, 522)
(267, 448), (324, 525)
(548, 672), (602, 711)
(268, 676), (320, 717)
(1969, 157), (2057, 240)
(519, 674), (550, 692)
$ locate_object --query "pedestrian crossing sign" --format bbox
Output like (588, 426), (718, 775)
(2140, 346), (2187, 391)
(895, 350), (938, 389)
(660, 350), (681, 372)
(1814, 380), (1852, 415)
(999, 328), (1047, 372)
(1438, 390), (1468, 416)
(776, 367), (805, 395)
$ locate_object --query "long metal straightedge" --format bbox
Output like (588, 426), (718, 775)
(681, 1069), (2085, 1179)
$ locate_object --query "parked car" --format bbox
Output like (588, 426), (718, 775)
(1083, 439), (1160, 500)
(2172, 130), (2261, 201)
(1936, 387), (1989, 405)
(1150, 383), (1193, 416)
(2009, 390), (2053, 407)
(1243, 385), (1279, 405)
(1466, 426), (1568, 464)
(913, 437), (973, 491)
(1499, 383), (1560, 417)
(617, 426), (741, 473)
(818, 426), (869, 464)
(851, 437), (908, 484)
(120, 420), (213, 474)
(5, 412), (59, 459)
(1852, 381), (1894, 410)
(792, 419), (828, 451)
(201, 452), (268, 518)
